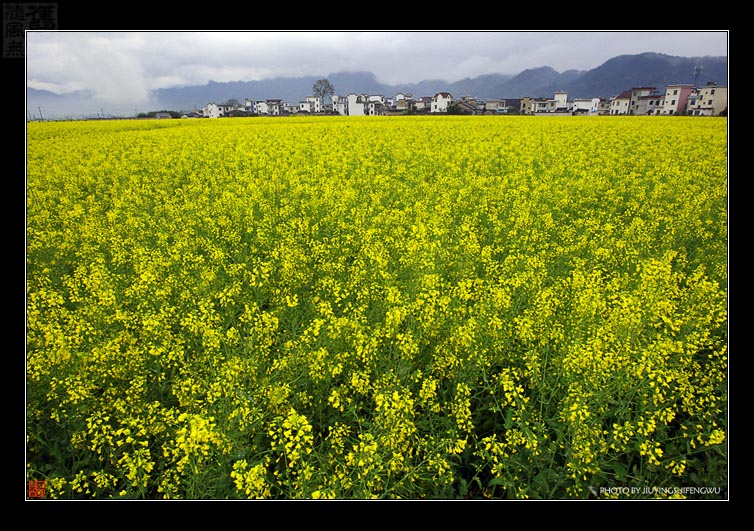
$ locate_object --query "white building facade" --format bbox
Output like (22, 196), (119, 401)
(332, 95), (348, 115)
(306, 96), (323, 113)
(203, 103), (229, 118)
(610, 91), (631, 114)
(346, 94), (367, 116)
(572, 98), (601, 114)
(686, 83), (727, 116)
(661, 84), (694, 115)
(431, 92), (453, 113)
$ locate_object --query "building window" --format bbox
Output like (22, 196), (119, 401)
(673, 89), (678, 95)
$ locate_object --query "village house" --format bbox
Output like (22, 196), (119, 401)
(203, 102), (229, 118)
(571, 98), (602, 115)
(519, 97), (539, 114)
(265, 99), (283, 115)
(455, 99), (481, 114)
(298, 95), (322, 113)
(550, 91), (570, 112)
(308, 96), (323, 113)
(661, 84), (694, 115)
(414, 96), (432, 111)
(346, 94), (367, 116)
(332, 95), (348, 115)
(450, 96), (483, 114)
(283, 102), (299, 114)
(394, 93), (412, 110)
(609, 90), (631, 115)
(324, 94), (389, 116)
(635, 94), (665, 115)
(484, 99), (509, 113)
(521, 91), (571, 115)
(431, 92), (453, 113)
(255, 101), (269, 115)
(686, 82), (727, 116)
(394, 95), (414, 111)
(628, 87), (659, 114)
(608, 87), (656, 115)
(366, 96), (387, 115)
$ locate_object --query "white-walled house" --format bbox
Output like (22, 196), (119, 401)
(284, 102), (301, 113)
(395, 96), (414, 111)
(415, 96), (432, 111)
(521, 92), (572, 114)
(629, 87), (658, 114)
(572, 98), (601, 115)
(485, 99), (509, 113)
(346, 94), (367, 116)
(609, 90), (631, 115)
(431, 92), (453, 113)
(366, 100), (386, 116)
(203, 102), (229, 118)
(610, 87), (659, 115)
(661, 84), (694, 115)
(305, 96), (323, 113)
(635, 94), (665, 115)
(332, 95), (348, 115)
(266, 99), (283, 115)
(553, 91), (569, 111)
(686, 83), (727, 116)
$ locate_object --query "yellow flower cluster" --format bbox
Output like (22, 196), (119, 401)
(231, 458), (271, 499)
(268, 408), (314, 472)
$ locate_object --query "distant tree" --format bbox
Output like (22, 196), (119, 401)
(312, 79), (335, 105)
(226, 109), (251, 117)
(139, 109), (181, 118)
(446, 102), (467, 115)
(225, 98), (241, 109)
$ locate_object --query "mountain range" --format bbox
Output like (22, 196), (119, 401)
(27, 52), (728, 118)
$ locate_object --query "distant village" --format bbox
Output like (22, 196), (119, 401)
(184, 81), (727, 119)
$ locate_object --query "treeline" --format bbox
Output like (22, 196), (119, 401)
(137, 110), (183, 119)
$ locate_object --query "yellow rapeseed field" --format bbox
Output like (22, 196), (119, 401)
(26, 115), (727, 499)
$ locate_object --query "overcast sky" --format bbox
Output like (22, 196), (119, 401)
(26, 31), (728, 107)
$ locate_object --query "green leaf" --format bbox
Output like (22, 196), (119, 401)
(613, 462), (627, 482)
(488, 477), (507, 487)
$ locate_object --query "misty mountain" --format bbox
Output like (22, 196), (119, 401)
(27, 52), (729, 118)
(149, 53), (730, 107)
(547, 53), (728, 99)
(26, 87), (100, 118)
(492, 66), (569, 98)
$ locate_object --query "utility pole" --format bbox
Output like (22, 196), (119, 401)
(693, 65), (702, 87)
